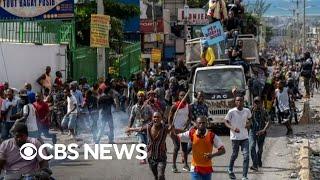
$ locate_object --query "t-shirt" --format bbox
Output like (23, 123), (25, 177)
(276, 88), (290, 112)
(27, 91), (36, 104)
(0, 138), (47, 175)
(33, 101), (50, 126)
(23, 104), (38, 132)
(67, 95), (78, 114)
(1, 98), (19, 122)
(225, 107), (252, 140)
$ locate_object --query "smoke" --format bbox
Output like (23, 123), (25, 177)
(74, 106), (136, 144)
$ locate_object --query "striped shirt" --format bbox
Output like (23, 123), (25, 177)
(146, 123), (168, 162)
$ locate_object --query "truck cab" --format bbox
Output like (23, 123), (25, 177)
(192, 65), (249, 128)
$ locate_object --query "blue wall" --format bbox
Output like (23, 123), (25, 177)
(118, 0), (140, 33)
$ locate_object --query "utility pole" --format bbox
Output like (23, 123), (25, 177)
(303, 0), (306, 51)
(97, 0), (106, 79)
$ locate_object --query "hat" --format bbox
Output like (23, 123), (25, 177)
(201, 39), (209, 47)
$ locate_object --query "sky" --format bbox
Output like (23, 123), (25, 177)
(243, 0), (320, 16)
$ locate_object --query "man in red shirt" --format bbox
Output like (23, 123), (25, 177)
(33, 93), (57, 144)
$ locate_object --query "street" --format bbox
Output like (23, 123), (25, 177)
(50, 114), (296, 180)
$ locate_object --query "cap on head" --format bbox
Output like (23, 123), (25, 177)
(201, 39), (209, 47)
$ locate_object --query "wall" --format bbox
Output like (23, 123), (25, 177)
(0, 43), (66, 92)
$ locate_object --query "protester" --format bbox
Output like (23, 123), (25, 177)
(61, 87), (78, 139)
(300, 52), (313, 98)
(225, 95), (251, 180)
(33, 92), (57, 144)
(249, 97), (270, 171)
(128, 91), (153, 164)
(168, 91), (192, 173)
(126, 112), (173, 180)
(178, 116), (225, 180)
(37, 66), (52, 92)
(1, 89), (19, 141)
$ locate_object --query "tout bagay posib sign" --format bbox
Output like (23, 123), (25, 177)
(90, 14), (111, 48)
(0, 0), (74, 19)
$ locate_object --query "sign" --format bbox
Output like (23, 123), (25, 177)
(0, 0), (74, 19)
(140, 19), (164, 33)
(178, 8), (208, 25)
(201, 21), (225, 45)
(90, 14), (111, 48)
(151, 48), (161, 63)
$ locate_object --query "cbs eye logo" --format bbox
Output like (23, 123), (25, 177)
(20, 143), (38, 160)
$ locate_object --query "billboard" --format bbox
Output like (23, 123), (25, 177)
(140, 0), (163, 33)
(0, 0), (74, 19)
(201, 21), (225, 46)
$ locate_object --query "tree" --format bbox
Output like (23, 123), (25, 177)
(75, 0), (140, 48)
(246, 0), (271, 18)
(265, 26), (273, 43)
(187, 0), (208, 8)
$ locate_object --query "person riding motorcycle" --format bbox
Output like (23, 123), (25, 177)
(0, 123), (53, 180)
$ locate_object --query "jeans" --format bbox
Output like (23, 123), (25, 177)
(249, 131), (265, 168)
(190, 172), (212, 180)
(1, 121), (15, 140)
(229, 139), (249, 178)
(137, 132), (147, 144)
(304, 77), (311, 96)
(90, 111), (99, 141)
(39, 123), (57, 144)
(61, 114), (77, 130)
(148, 158), (166, 180)
(95, 109), (114, 143)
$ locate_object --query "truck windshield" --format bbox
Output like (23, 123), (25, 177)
(194, 68), (245, 93)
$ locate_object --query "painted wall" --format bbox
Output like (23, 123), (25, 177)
(0, 43), (67, 92)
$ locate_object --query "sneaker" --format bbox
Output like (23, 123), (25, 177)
(242, 177), (249, 180)
(250, 166), (258, 171)
(182, 165), (190, 172)
(172, 165), (178, 173)
(227, 169), (236, 179)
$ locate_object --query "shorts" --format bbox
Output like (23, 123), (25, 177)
(62, 114), (77, 130)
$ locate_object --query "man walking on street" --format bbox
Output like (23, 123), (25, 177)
(300, 52), (313, 98)
(168, 91), (192, 173)
(249, 97), (270, 171)
(61, 88), (78, 139)
(225, 95), (251, 180)
(127, 91), (153, 164)
(126, 112), (173, 180)
(178, 116), (225, 180)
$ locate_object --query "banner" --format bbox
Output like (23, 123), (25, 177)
(0, 0), (74, 19)
(90, 14), (111, 48)
(151, 48), (161, 63)
(178, 8), (208, 25)
(201, 21), (225, 45)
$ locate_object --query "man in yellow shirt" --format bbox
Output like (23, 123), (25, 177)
(189, 40), (216, 83)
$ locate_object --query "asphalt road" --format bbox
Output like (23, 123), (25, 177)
(50, 123), (296, 180)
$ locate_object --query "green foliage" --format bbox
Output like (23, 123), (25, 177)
(187, 0), (208, 8)
(75, 0), (140, 47)
(246, 0), (271, 17)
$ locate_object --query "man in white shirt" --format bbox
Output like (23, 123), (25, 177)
(275, 81), (293, 135)
(224, 96), (251, 180)
(62, 88), (78, 138)
(1, 89), (19, 141)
